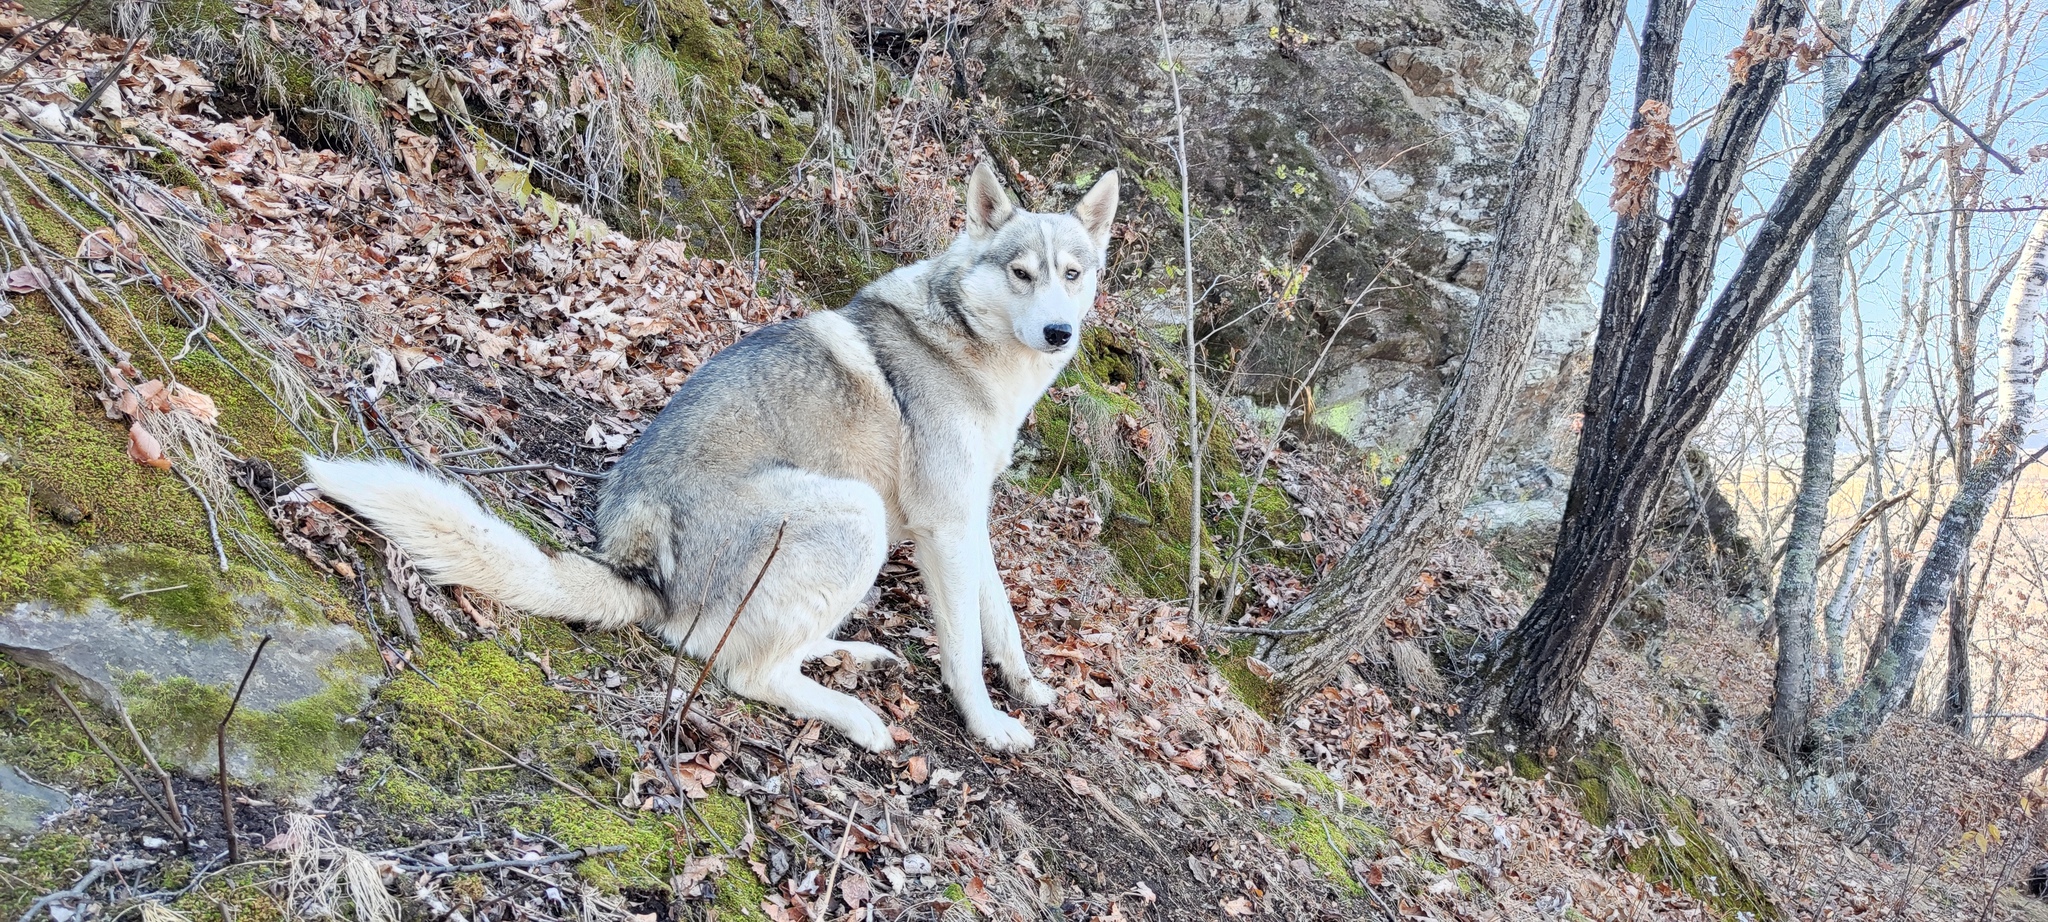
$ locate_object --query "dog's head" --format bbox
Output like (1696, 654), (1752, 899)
(950, 162), (1120, 356)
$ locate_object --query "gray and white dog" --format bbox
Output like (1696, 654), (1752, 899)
(307, 163), (1119, 752)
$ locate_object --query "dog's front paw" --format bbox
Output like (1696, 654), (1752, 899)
(969, 711), (1036, 752)
(1009, 677), (1056, 708)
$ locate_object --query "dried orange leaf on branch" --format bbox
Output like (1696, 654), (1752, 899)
(1792, 28), (1835, 73)
(1610, 100), (1683, 218)
(1727, 26), (1802, 84)
(127, 422), (171, 469)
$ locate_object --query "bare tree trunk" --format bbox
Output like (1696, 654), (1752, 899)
(1941, 566), (1976, 733)
(1476, 0), (1972, 751)
(1827, 208), (2048, 748)
(1766, 0), (1854, 758)
(1825, 247), (1930, 682)
(1936, 147), (1984, 735)
(1247, 0), (1628, 707)
(2014, 721), (2048, 775)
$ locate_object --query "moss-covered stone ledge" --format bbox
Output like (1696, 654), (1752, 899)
(0, 546), (380, 797)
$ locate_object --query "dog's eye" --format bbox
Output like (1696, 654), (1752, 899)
(1011, 266), (1032, 283)
(1065, 269), (1081, 281)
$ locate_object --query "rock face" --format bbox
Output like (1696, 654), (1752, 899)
(0, 549), (379, 797)
(976, 0), (1597, 515)
(0, 764), (70, 835)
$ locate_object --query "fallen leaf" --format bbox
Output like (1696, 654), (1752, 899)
(4, 266), (48, 293)
(127, 422), (171, 469)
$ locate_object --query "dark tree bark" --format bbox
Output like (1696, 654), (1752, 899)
(1475, 0), (1975, 751)
(1246, 0), (1629, 707)
(1766, 0), (1855, 758)
(1940, 569), (1975, 733)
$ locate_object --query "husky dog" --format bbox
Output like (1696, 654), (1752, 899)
(306, 163), (1119, 752)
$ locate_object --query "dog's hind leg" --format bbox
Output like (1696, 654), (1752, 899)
(799, 639), (902, 668)
(688, 469), (897, 751)
(722, 659), (894, 751)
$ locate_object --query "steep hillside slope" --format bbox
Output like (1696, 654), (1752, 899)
(0, 2), (2043, 922)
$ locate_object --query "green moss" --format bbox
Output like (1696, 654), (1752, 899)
(167, 863), (289, 921)
(357, 752), (455, 819)
(1211, 639), (1279, 716)
(1266, 767), (1386, 895)
(379, 640), (581, 782)
(1565, 742), (1778, 920)
(119, 671), (368, 796)
(1022, 326), (1311, 611)
(0, 305), (212, 599)
(0, 655), (123, 787)
(691, 789), (769, 919)
(42, 545), (232, 635)
(137, 146), (206, 190)
(0, 832), (92, 920)
(510, 792), (681, 891)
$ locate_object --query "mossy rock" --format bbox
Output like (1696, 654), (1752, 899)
(1020, 325), (1312, 609)
(1565, 741), (1780, 920)
(1265, 763), (1389, 895)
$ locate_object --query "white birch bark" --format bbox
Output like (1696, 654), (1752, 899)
(1828, 208), (2048, 745)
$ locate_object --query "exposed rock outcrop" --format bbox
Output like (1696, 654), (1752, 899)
(975, 0), (1598, 517)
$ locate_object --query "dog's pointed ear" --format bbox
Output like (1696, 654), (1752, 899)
(1073, 169), (1120, 254)
(965, 161), (1015, 238)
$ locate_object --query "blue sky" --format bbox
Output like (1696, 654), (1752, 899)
(1538, 0), (2046, 436)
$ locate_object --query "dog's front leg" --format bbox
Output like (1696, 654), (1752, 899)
(913, 524), (1036, 751)
(975, 539), (1055, 707)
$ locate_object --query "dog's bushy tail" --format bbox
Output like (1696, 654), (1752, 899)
(303, 456), (658, 630)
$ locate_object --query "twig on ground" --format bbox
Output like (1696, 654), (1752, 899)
(70, 36), (141, 118)
(16, 857), (153, 922)
(371, 835), (478, 857)
(117, 585), (189, 601)
(404, 845), (630, 874)
(220, 635), (273, 864)
(52, 686), (182, 837)
(169, 465), (230, 573)
(814, 803), (858, 916)
(114, 706), (189, 848)
(676, 521), (788, 727)
(4, 133), (154, 153)
(445, 462), (605, 479)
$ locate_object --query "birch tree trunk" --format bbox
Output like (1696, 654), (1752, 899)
(1246, 0), (1628, 707)
(1766, 0), (1855, 757)
(1826, 208), (2048, 748)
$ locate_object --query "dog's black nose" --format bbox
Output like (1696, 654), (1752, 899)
(1042, 323), (1073, 347)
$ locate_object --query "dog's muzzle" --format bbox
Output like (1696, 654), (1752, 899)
(1042, 323), (1073, 349)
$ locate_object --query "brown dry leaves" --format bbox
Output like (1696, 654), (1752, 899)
(1610, 100), (1683, 218)
(1728, 25), (1835, 84)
